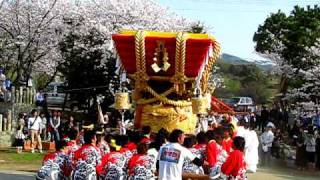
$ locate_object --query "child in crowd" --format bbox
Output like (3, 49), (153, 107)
(13, 124), (25, 153)
(221, 136), (247, 180)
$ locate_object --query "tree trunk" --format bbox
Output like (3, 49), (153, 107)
(279, 73), (289, 94)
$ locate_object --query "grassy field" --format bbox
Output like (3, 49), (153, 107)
(0, 149), (44, 172)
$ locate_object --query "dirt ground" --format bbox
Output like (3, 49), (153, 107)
(1, 148), (319, 179)
(248, 160), (320, 180)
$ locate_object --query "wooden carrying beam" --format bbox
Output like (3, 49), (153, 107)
(182, 173), (209, 180)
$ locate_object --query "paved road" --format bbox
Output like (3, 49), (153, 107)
(0, 171), (34, 180)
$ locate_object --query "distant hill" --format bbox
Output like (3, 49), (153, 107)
(220, 53), (250, 65)
(218, 53), (275, 71)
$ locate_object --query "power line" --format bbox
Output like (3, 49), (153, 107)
(64, 85), (110, 92)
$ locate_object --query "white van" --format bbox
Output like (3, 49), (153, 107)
(226, 97), (255, 112)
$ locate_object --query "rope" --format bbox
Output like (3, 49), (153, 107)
(133, 31), (149, 90)
(201, 42), (221, 92)
(137, 87), (175, 104)
(145, 86), (191, 107)
(170, 32), (187, 95)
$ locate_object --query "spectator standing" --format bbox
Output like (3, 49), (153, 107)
(61, 116), (76, 137)
(40, 112), (48, 141)
(4, 78), (11, 102)
(295, 127), (307, 170)
(0, 68), (6, 101)
(28, 109), (43, 153)
(13, 122), (25, 153)
(260, 126), (274, 166)
(249, 113), (256, 130)
(50, 111), (61, 144)
(316, 133), (320, 170)
(314, 110), (320, 129)
(157, 129), (203, 180)
(260, 106), (269, 131)
(271, 128), (283, 159)
(270, 105), (279, 127)
(35, 90), (45, 107)
(304, 127), (316, 170)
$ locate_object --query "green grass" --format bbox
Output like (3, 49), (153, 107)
(0, 149), (45, 172)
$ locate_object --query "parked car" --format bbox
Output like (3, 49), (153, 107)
(225, 97), (255, 112)
(228, 97), (253, 106)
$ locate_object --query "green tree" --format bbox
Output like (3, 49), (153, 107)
(58, 21), (117, 110)
(215, 61), (272, 104)
(189, 21), (207, 33)
(253, 5), (320, 93)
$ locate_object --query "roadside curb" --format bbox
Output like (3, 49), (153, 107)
(0, 170), (34, 176)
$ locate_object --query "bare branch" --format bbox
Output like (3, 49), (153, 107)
(0, 0), (5, 10)
(0, 24), (14, 38)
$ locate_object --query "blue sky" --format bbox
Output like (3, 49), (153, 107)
(157, 0), (319, 62)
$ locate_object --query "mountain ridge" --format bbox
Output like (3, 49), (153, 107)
(219, 53), (274, 71)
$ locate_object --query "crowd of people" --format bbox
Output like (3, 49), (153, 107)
(13, 109), (78, 154)
(30, 113), (258, 180)
(12, 103), (320, 179)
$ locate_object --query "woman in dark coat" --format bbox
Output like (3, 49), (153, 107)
(295, 127), (307, 170)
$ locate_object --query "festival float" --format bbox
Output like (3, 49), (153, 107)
(112, 30), (232, 133)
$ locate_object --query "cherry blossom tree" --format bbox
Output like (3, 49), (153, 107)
(0, 0), (74, 85)
(285, 40), (320, 102)
(0, 0), (196, 87)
